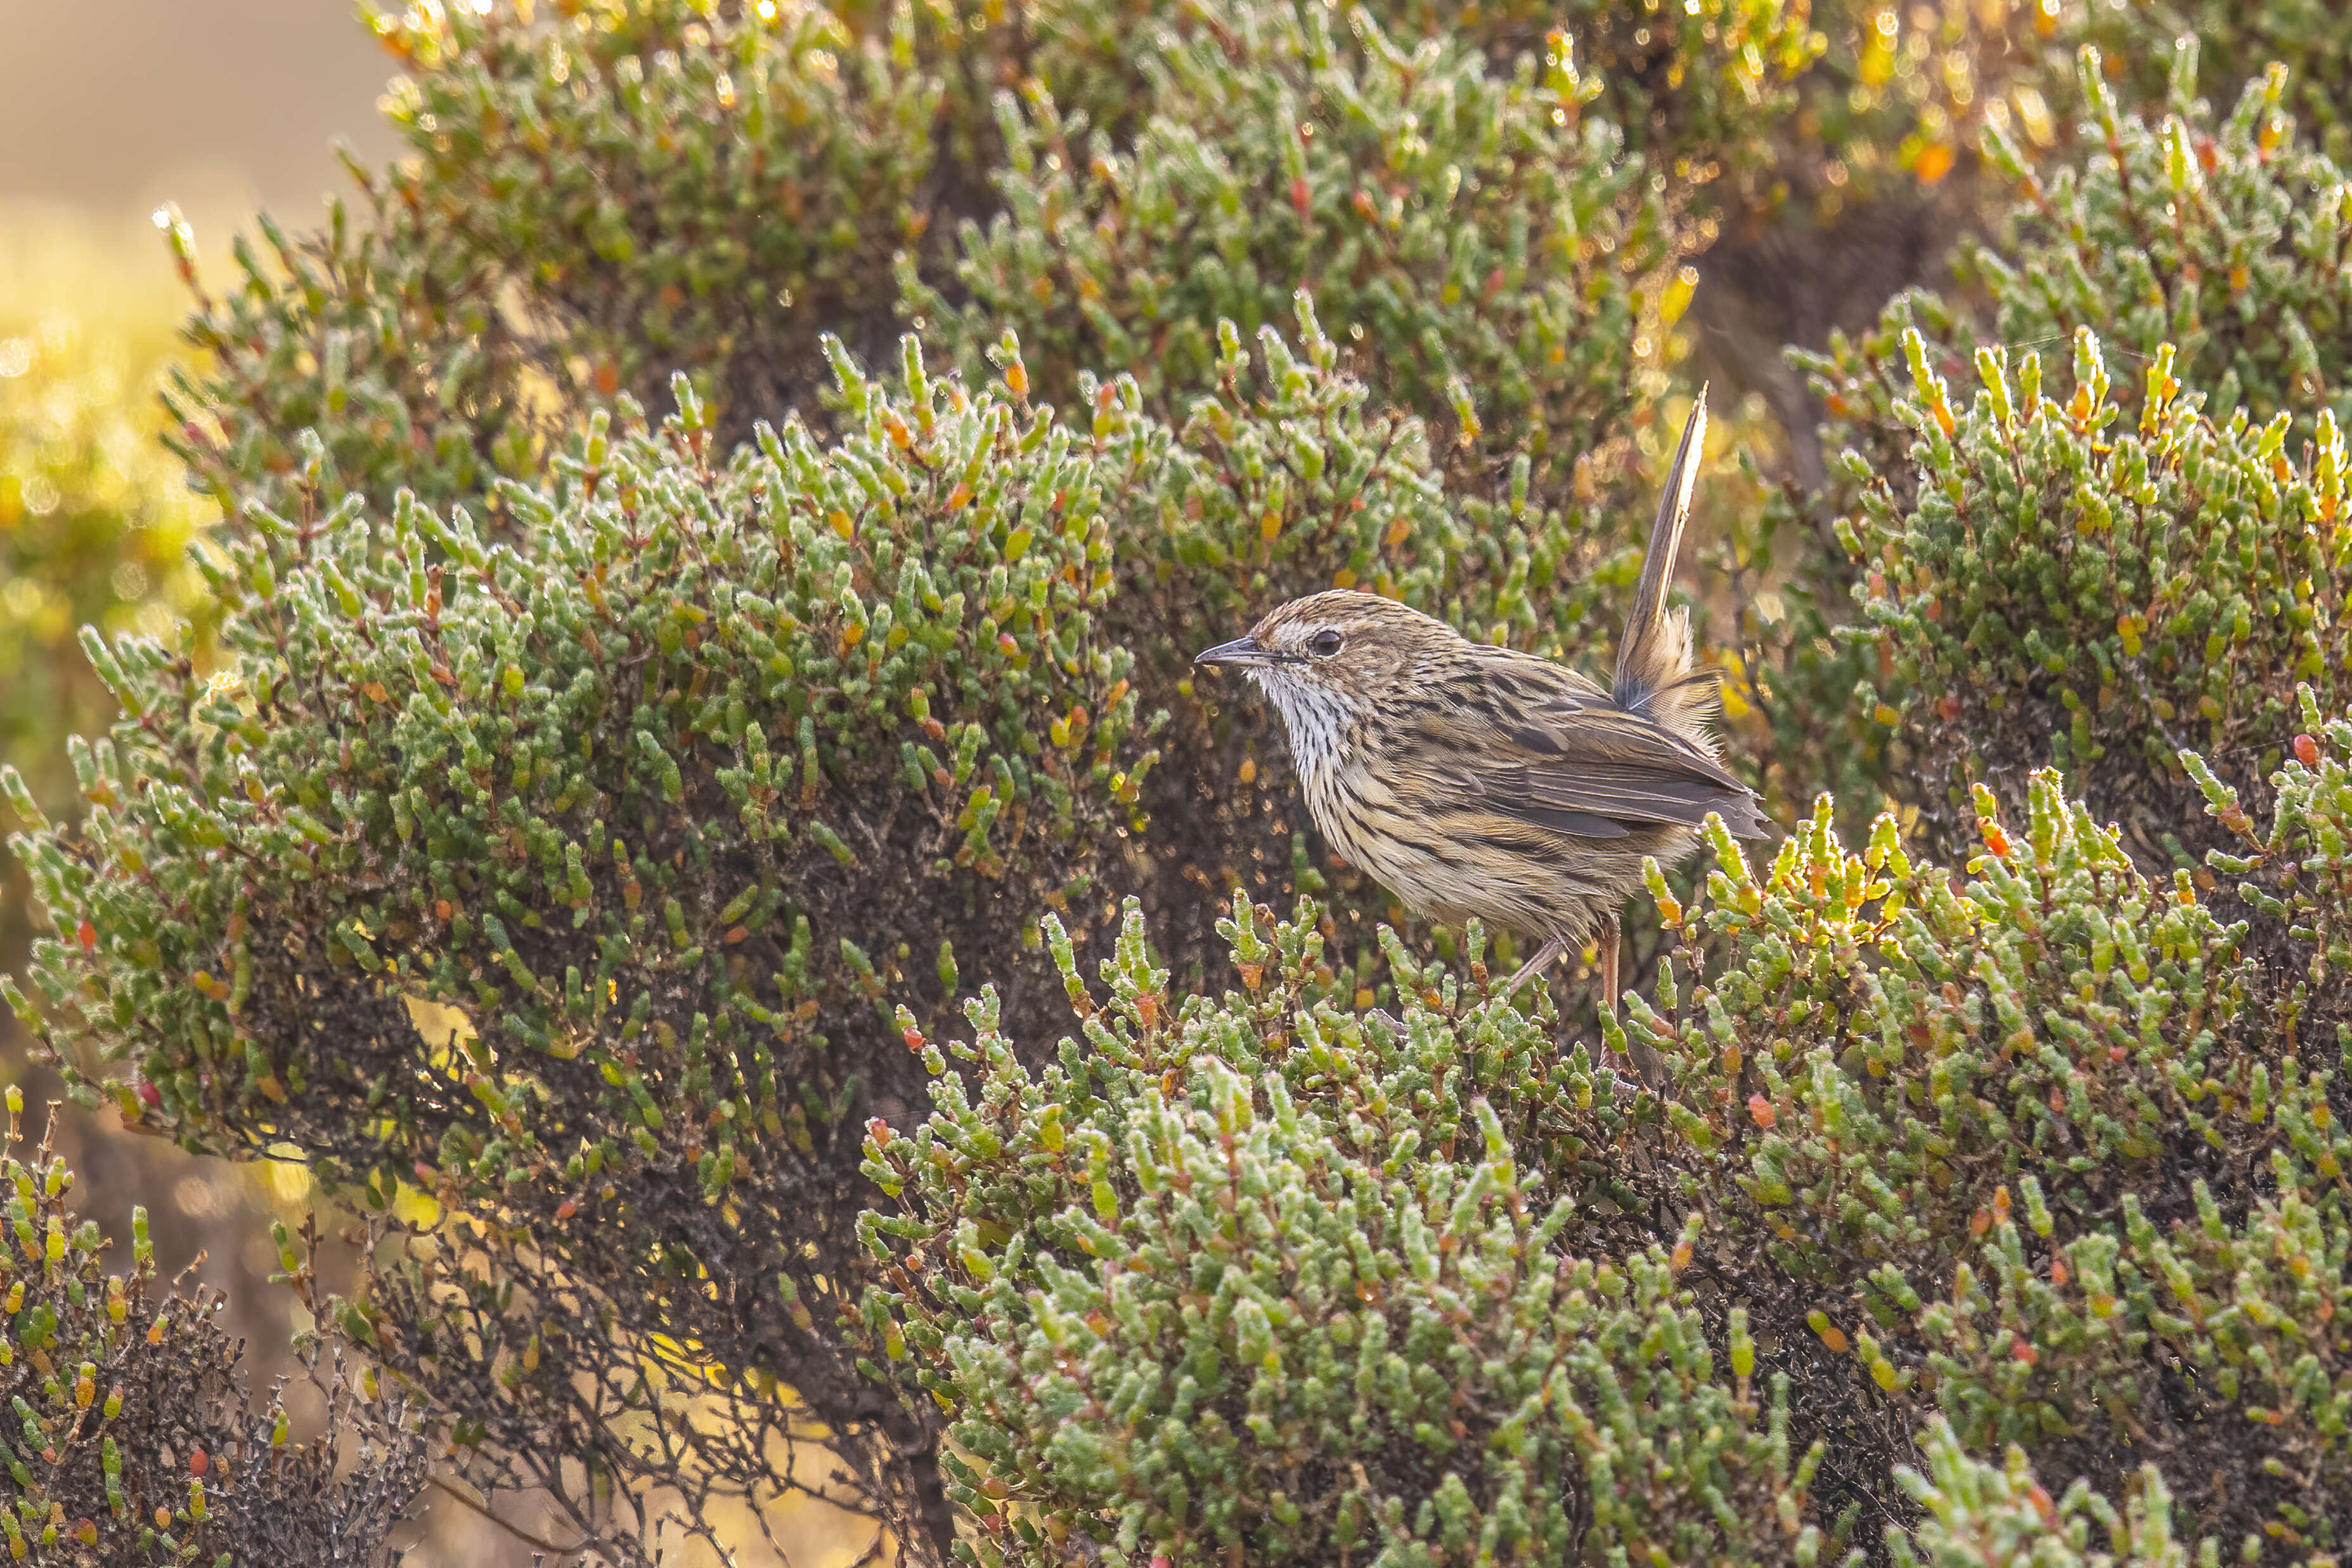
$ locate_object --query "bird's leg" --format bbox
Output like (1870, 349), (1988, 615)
(1500, 935), (1567, 999)
(1592, 911), (1650, 1094)
(1594, 912), (1622, 1019)
(1499, 930), (1635, 1096)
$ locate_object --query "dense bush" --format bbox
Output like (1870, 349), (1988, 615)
(0, 238), (427, 1568)
(865, 897), (1835, 1567)
(167, 0), (1769, 536)
(1970, 49), (2351, 432)
(159, 188), (538, 535)
(365, 0), (940, 434)
(1839, 328), (2347, 858)
(947, 0), (1825, 198)
(0, 1089), (425, 1565)
(1617, 771), (2352, 1555)
(912, 1), (1672, 491)
(1810, 46), (2352, 482)
(168, 0), (943, 529)
(1761, 45), (2352, 851)
(2076, 1), (2352, 164)
(856, 757), (2352, 1562)
(1890, 1420), (2206, 1568)
(8, 342), (1176, 1556)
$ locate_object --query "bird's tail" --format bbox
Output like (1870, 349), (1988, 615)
(1612, 387), (1715, 733)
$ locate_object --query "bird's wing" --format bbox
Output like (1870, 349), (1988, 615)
(1416, 679), (1771, 841)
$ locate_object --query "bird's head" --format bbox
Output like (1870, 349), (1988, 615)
(1194, 591), (1460, 758)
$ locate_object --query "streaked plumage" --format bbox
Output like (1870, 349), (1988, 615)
(1196, 389), (1767, 1007)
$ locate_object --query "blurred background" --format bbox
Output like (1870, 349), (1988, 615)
(3, 0), (400, 224)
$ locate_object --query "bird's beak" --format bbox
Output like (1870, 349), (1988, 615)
(1194, 636), (1285, 669)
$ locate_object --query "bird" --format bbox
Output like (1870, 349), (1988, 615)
(1193, 387), (1767, 1028)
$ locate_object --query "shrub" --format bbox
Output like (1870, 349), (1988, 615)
(1002, 0), (1823, 187)
(0, 305), (219, 1036)
(1760, 47), (2352, 841)
(13, 294), (1709, 1558)
(1891, 1420), (2204, 1568)
(863, 752), (2352, 1562)
(30, 0), (2352, 1562)
(1829, 325), (2347, 858)
(170, 0), (942, 527)
(159, 191), (539, 536)
(2074, 0), (2352, 167)
(864, 897), (1840, 1567)
(1961, 47), (2349, 439)
(0, 1089), (425, 1565)
(6, 345), (1161, 1557)
(1614, 765), (2352, 1557)
(176, 0), (1805, 540)
(912, 0), (1674, 494)
(157, 0), (1755, 1025)
(1489, 0), (1821, 181)
(365, 0), (941, 435)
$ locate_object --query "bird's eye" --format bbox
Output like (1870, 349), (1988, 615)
(1309, 629), (1345, 657)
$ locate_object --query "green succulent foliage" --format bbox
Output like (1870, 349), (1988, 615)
(1893, 706), (2352, 1558)
(1918, 1171), (2352, 1558)
(1828, 325), (2349, 856)
(1771, 45), (2352, 839)
(373, 0), (940, 434)
(980, 0), (1187, 145)
(0, 1092), (427, 1564)
(862, 749), (2352, 1562)
(3, 342), (1162, 1551)
(1002, 0), (1823, 193)
(1120, 304), (1453, 641)
(2198, 685), (2352, 977)
(911, 0), (1672, 490)
(160, 179), (541, 531)
(2074, 0), (2352, 167)
(1608, 764), (2352, 1555)
(1967, 46), (2352, 436)
(1892, 1418), (2212, 1568)
(1473, 0), (1822, 181)
(1115, 302), (1650, 669)
(1802, 46), (2351, 527)
(1626, 776), (2249, 1332)
(30, 340), (1154, 1123)
(862, 895), (1848, 1568)
(172, 0), (941, 526)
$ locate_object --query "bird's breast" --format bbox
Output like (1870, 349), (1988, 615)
(1302, 747), (1440, 900)
(1263, 678), (1362, 784)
